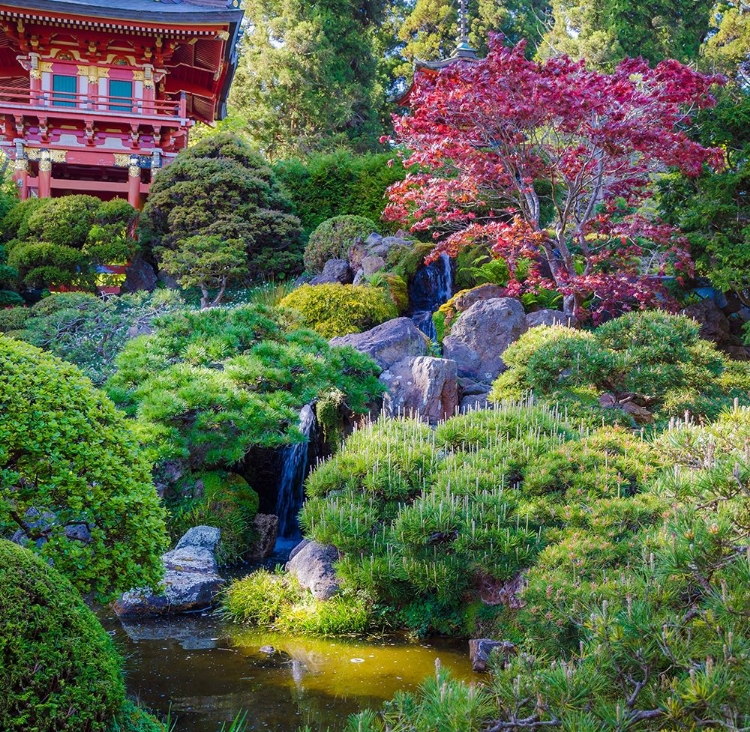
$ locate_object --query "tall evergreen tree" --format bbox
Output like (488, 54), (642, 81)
(540, 0), (715, 69)
(703, 0), (750, 83)
(229, 0), (387, 157)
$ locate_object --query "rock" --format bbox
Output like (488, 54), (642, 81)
(460, 393), (489, 412)
(286, 541), (340, 600)
(11, 508), (92, 548)
(288, 538), (310, 562)
(620, 400), (654, 424)
(122, 255), (158, 293)
(352, 269), (365, 285)
(113, 526), (224, 617)
(157, 269), (180, 290)
(246, 513), (278, 561)
(469, 639), (516, 673)
(330, 317), (430, 371)
(443, 298), (527, 383)
(599, 392), (617, 408)
(458, 378), (491, 396)
(451, 284), (507, 314)
(365, 232), (383, 247)
(526, 309), (572, 329)
(381, 356), (459, 423)
(683, 298), (732, 348)
(361, 255), (386, 276)
(310, 259), (353, 285)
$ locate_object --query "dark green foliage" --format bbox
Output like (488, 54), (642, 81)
(491, 312), (750, 426)
(0, 337), (167, 600)
(0, 290), (22, 307)
(139, 134), (303, 281)
(280, 283), (398, 337)
(168, 471), (260, 566)
(107, 303), (382, 484)
(304, 215), (380, 273)
(109, 702), (165, 732)
(273, 151), (406, 235)
(0, 539), (125, 732)
(0, 290), (184, 385)
(659, 88), (750, 300)
(1, 195), (138, 290)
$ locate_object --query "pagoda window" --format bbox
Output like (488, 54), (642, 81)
(52, 74), (78, 108)
(109, 80), (133, 113)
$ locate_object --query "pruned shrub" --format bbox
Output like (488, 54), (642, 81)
(0, 337), (167, 600)
(304, 215), (379, 273)
(0, 539), (125, 732)
(280, 283), (397, 337)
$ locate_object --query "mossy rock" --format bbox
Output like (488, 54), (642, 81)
(0, 539), (125, 732)
(169, 471), (260, 566)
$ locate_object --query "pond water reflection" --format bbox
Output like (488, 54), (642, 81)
(102, 612), (475, 732)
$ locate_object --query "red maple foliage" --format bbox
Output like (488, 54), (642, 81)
(384, 36), (725, 321)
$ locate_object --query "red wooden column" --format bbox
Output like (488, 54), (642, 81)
(13, 157), (29, 200)
(38, 150), (51, 198)
(127, 156), (141, 209)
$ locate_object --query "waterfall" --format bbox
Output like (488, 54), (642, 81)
(409, 253), (453, 340)
(275, 404), (316, 538)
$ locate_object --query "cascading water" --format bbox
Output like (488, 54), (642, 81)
(275, 404), (316, 538)
(408, 253), (453, 340)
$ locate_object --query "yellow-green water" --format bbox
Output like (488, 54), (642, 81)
(103, 612), (475, 732)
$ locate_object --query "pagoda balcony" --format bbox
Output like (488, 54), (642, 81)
(0, 86), (189, 127)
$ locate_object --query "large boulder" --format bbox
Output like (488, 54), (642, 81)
(361, 255), (386, 276)
(309, 259), (353, 286)
(381, 356), (459, 423)
(443, 298), (527, 382)
(113, 526), (224, 617)
(122, 255), (157, 293)
(330, 317), (430, 371)
(526, 309), (572, 329)
(246, 513), (278, 561)
(683, 298), (732, 349)
(450, 284), (507, 314)
(286, 540), (340, 600)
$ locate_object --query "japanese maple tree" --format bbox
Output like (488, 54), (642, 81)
(384, 36), (725, 320)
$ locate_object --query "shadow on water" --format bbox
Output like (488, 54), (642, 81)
(102, 612), (475, 732)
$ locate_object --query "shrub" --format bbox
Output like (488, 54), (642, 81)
(0, 539), (125, 732)
(139, 133), (303, 281)
(280, 283), (397, 337)
(168, 471), (260, 566)
(491, 312), (750, 426)
(106, 303), (382, 488)
(273, 150), (406, 235)
(367, 271), (409, 313)
(0, 337), (167, 599)
(304, 215), (379, 273)
(1, 197), (49, 243)
(0, 290), (22, 307)
(222, 569), (298, 627)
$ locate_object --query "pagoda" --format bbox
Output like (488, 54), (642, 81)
(0, 0), (243, 208)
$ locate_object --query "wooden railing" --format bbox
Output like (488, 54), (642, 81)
(0, 86), (187, 118)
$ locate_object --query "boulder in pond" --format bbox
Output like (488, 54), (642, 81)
(443, 298), (527, 383)
(330, 317), (430, 371)
(286, 540), (340, 600)
(246, 513), (278, 561)
(113, 525), (224, 617)
(469, 639), (516, 673)
(381, 356), (459, 424)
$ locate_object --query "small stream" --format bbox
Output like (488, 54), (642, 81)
(103, 612), (474, 732)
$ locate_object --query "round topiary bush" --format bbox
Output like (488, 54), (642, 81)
(304, 215), (379, 273)
(280, 283), (398, 338)
(0, 538), (125, 732)
(0, 336), (167, 600)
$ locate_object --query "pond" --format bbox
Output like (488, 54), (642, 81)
(101, 612), (476, 732)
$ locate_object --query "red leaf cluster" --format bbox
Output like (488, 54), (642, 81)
(384, 36), (724, 320)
